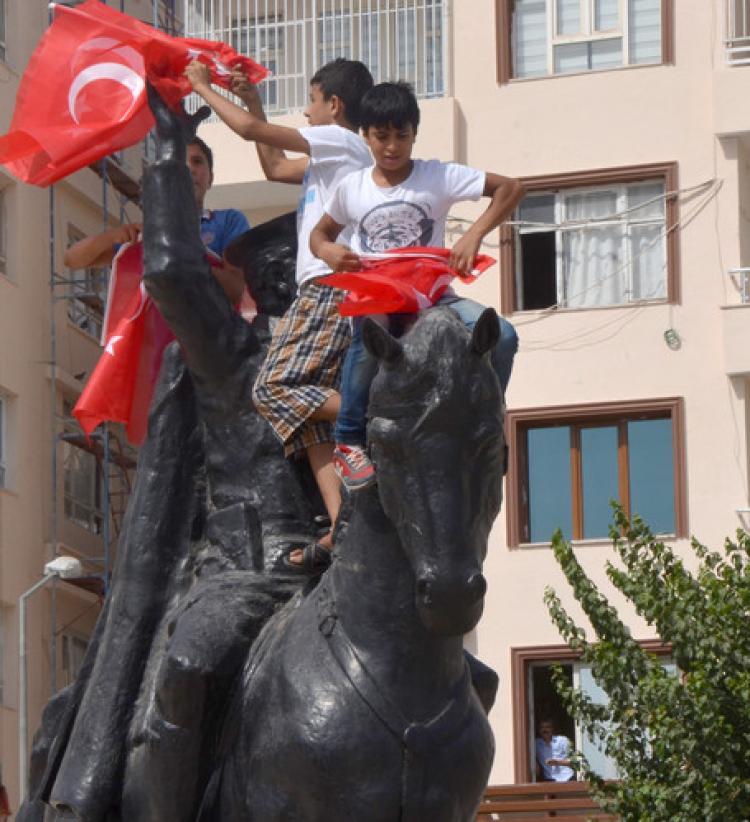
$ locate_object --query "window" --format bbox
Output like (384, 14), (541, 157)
(511, 644), (675, 783)
(63, 400), (103, 535)
(726, 0), (750, 65)
(500, 163), (679, 313)
(66, 225), (108, 340)
(184, 0), (445, 114)
(506, 398), (686, 547)
(62, 633), (88, 686)
(497, 0), (673, 82)
(0, 187), (6, 277)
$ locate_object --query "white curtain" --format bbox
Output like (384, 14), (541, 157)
(629, 181), (667, 299)
(563, 190), (624, 308)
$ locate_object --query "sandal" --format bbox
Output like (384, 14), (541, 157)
(283, 541), (333, 576)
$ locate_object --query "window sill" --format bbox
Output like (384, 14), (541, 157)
(0, 272), (17, 288)
(504, 60), (671, 87)
(513, 533), (678, 551)
(509, 297), (668, 318)
(0, 485), (18, 498)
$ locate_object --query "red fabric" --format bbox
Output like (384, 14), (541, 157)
(0, 0), (268, 186)
(75, 240), (243, 445)
(73, 241), (161, 445)
(76, 242), (174, 446)
(325, 247), (496, 316)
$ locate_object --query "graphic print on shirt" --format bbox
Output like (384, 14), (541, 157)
(357, 201), (434, 252)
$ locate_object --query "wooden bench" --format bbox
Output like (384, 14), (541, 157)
(477, 782), (616, 820)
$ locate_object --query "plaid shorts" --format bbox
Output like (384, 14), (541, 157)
(253, 281), (350, 457)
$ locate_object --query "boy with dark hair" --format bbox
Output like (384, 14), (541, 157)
(310, 81), (524, 490)
(65, 135), (249, 303)
(186, 57), (374, 572)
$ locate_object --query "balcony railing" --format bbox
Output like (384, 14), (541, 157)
(726, 0), (750, 64)
(476, 782), (615, 820)
(181, 0), (447, 116)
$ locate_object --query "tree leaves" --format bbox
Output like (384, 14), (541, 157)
(544, 506), (750, 821)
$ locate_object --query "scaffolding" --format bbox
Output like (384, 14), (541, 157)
(46, 0), (179, 693)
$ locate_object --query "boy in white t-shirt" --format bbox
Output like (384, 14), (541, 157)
(310, 81), (525, 491)
(186, 58), (374, 572)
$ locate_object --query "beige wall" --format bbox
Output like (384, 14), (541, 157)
(2, 0), (749, 809)
(0, 3), (146, 813)
(201, 0), (750, 784)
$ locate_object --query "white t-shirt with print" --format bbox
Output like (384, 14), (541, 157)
(296, 125), (372, 286)
(324, 159), (485, 255)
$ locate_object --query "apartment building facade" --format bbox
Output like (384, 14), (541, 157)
(1, 0), (749, 814)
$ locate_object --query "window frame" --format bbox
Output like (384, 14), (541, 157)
(500, 162), (680, 315)
(511, 641), (672, 783)
(496, 0), (674, 84)
(505, 397), (688, 548)
(66, 224), (108, 340)
(62, 399), (103, 535)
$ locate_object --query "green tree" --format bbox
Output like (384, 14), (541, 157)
(544, 506), (750, 822)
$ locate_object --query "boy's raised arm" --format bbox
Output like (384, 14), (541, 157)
(64, 223), (142, 269)
(450, 173), (525, 274)
(186, 61), (309, 184)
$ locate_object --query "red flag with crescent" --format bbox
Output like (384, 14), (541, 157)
(324, 247), (496, 316)
(0, 0), (268, 186)
(73, 242), (167, 446)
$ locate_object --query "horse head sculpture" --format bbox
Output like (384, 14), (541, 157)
(364, 307), (505, 636)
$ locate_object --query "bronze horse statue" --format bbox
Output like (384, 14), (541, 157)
(200, 306), (506, 821)
(18, 88), (505, 822)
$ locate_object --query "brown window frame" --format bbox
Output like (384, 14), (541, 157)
(500, 162), (680, 316)
(511, 640), (672, 783)
(496, 0), (675, 85)
(505, 397), (687, 549)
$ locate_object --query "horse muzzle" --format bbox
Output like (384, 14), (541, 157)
(416, 571), (487, 636)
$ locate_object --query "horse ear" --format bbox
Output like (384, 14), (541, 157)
(470, 308), (500, 356)
(362, 318), (403, 364)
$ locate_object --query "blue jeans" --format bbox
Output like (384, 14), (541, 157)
(334, 295), (519, 446)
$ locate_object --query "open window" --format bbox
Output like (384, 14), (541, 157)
(500, 163), (679, 313)
(512, 643), (675, 783)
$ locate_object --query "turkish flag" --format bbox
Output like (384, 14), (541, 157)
(324, 247), (496, 316)
(73, 283), (150, 445)
(0, 0), (268, 186)
(75, 240), (244, 445)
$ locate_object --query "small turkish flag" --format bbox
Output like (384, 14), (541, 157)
(74, 284), (150, 445)
(325, 247), (496, 316)
(0, 0), (268, 186)
(75, 240), (243, 445)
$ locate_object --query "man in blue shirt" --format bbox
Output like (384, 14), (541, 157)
(64, 136), (250, 303)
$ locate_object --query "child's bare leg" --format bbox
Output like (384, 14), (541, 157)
(288, 441), (340, 563)
(308, 392), (340, 423)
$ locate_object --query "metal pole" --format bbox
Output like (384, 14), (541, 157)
(19, 574), (58, 802)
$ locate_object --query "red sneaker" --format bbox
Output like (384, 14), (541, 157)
(333, 444), (376, 491)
